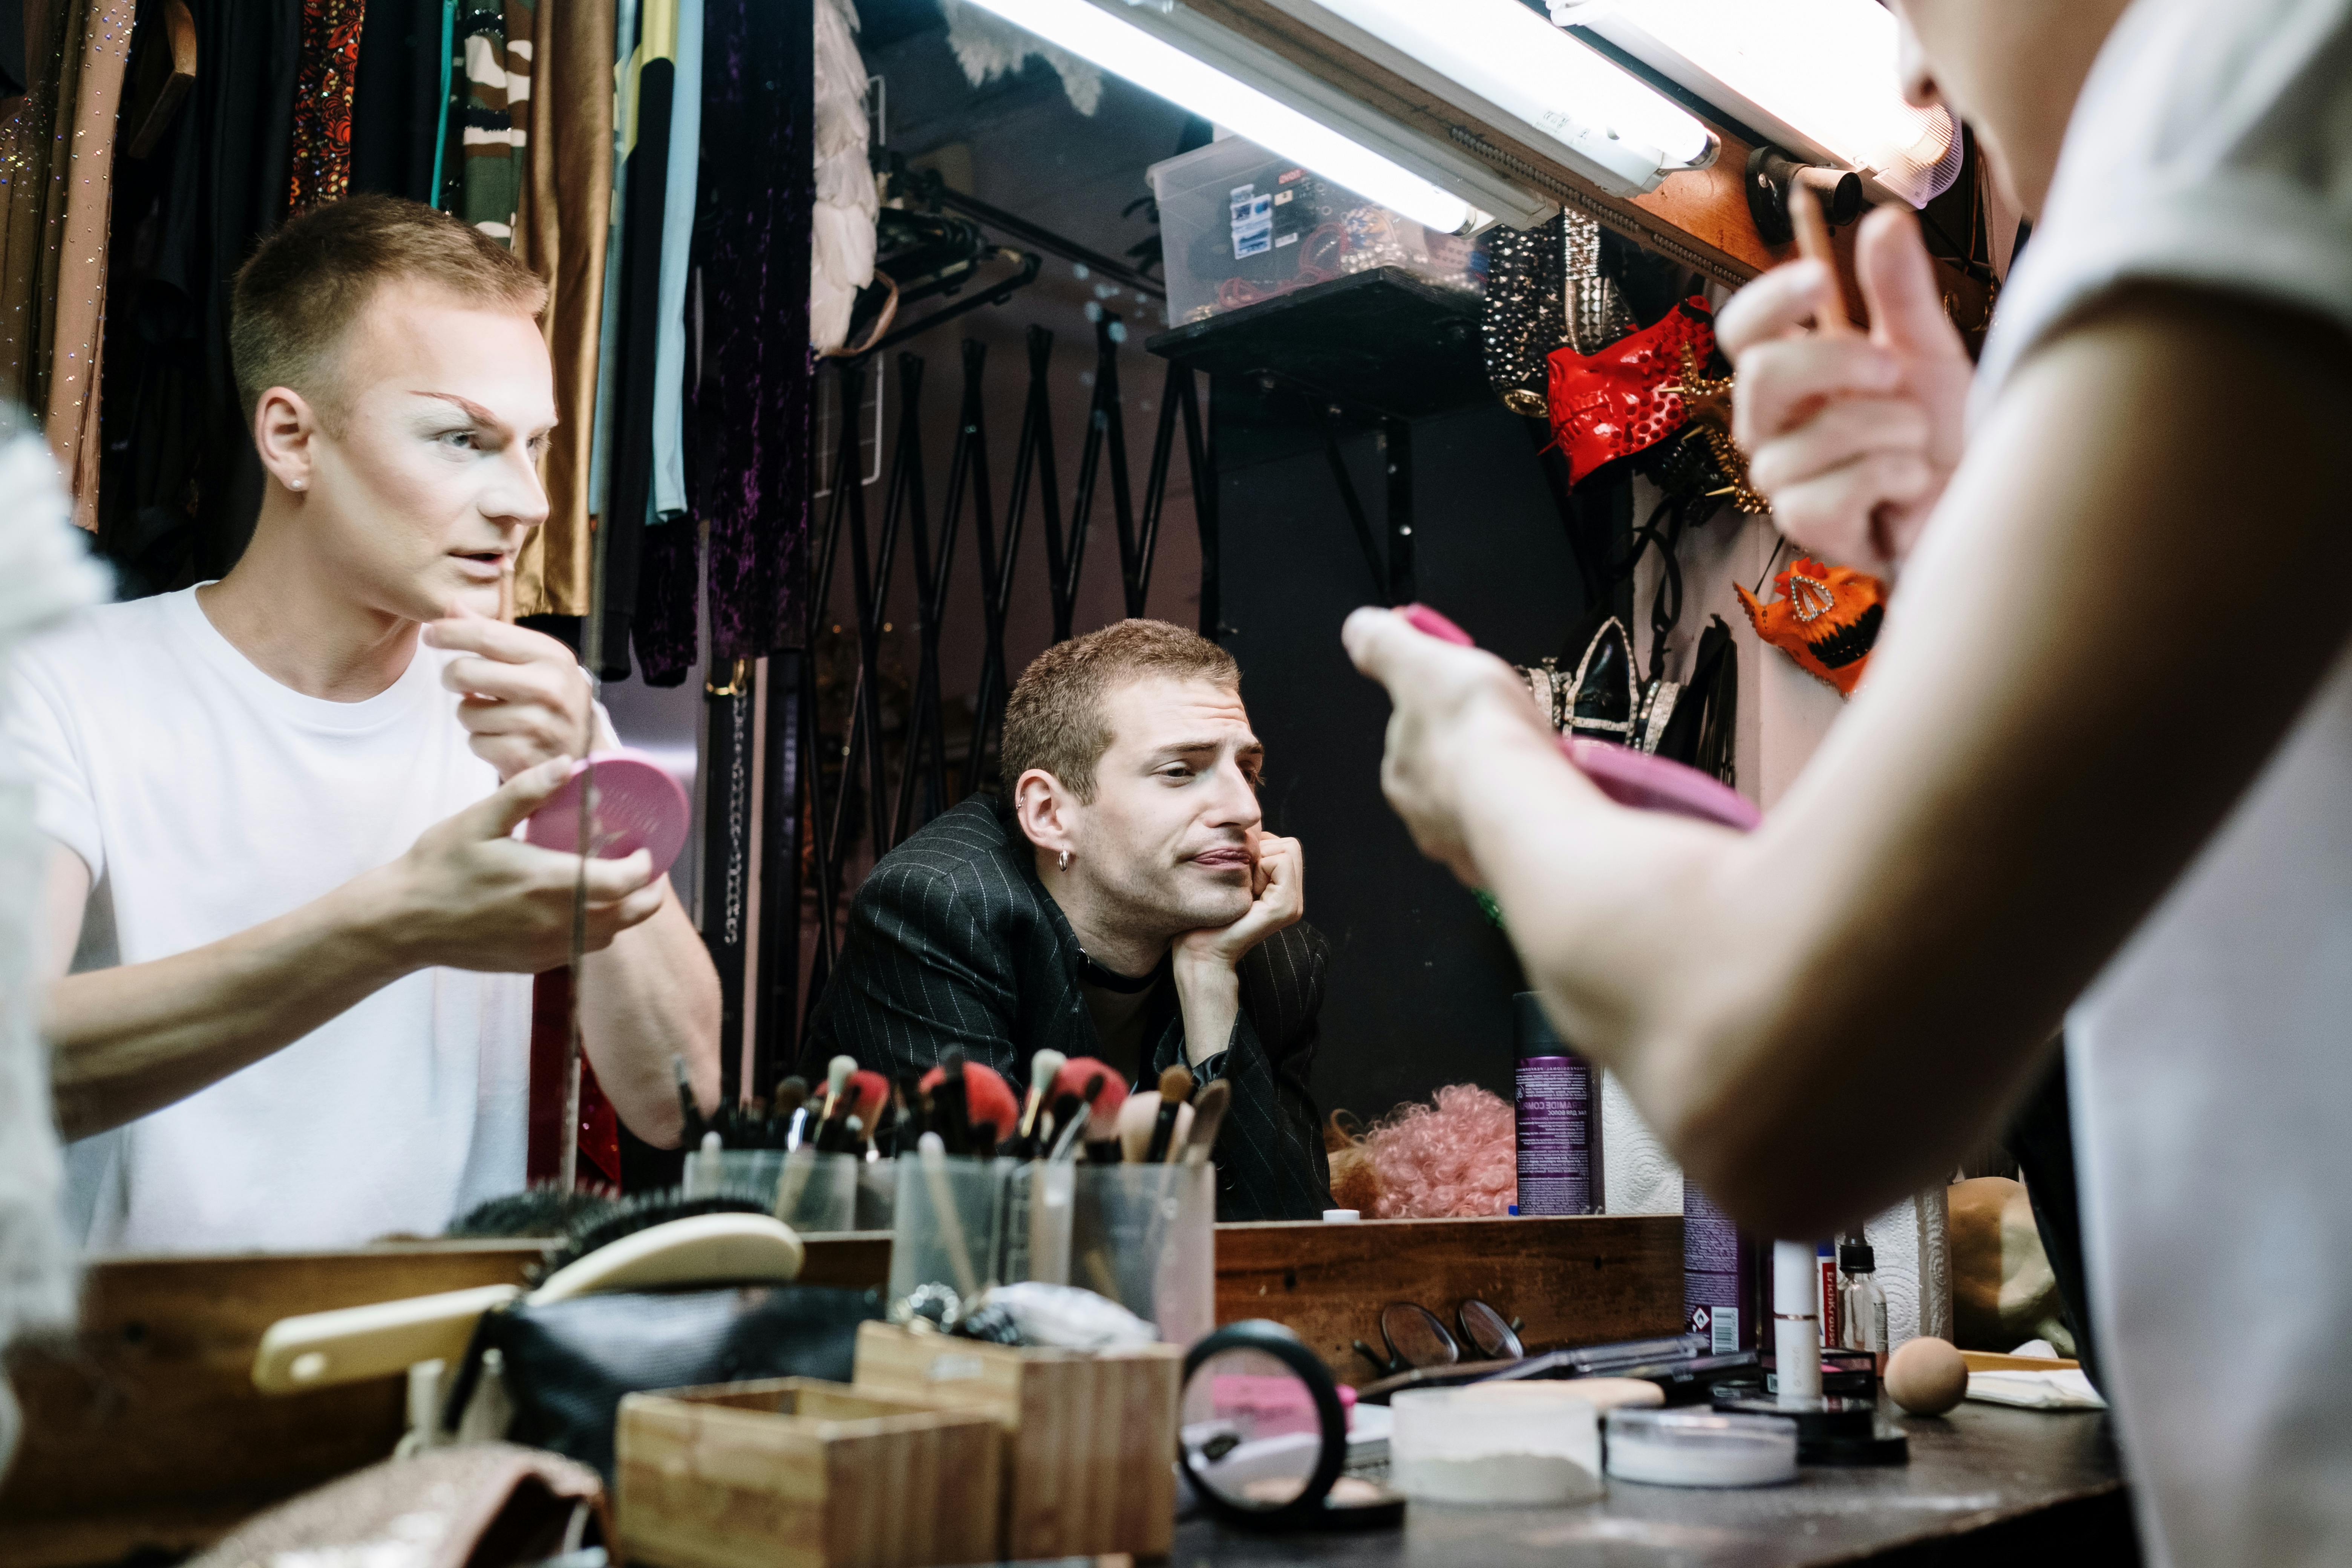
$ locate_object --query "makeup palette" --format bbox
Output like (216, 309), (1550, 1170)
(523, 749), (692, 875)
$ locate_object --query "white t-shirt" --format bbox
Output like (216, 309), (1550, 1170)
(2, 586), (531, 1254)
(1972, 3), (2352, 1563)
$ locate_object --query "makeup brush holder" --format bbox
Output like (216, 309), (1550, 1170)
(1008, 1162), (1216, 1348)
(855, 1158), (899, 1232)
(888, 1154), (1016, 1315)
(683, 1150), (860, 1233)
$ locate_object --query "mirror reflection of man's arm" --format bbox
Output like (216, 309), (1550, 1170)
(1347, 287), (2352, 1240)
(1171, 836), (1330, 1219)
(422, 614), (723, 1143)
(41, 758), (680, 1140)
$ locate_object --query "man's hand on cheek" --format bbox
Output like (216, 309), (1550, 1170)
(1176, 833), (1304, 972)
(424, 614), (617, 781)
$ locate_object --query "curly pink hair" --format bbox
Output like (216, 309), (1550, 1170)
(1332, 1084), (1517, 1219)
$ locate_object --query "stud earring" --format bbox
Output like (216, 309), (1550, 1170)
(1057, 849), (1071, 872)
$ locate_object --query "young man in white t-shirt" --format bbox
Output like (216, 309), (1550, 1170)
(6, 197), (721, 1253)
(1349, 0), (2352, 1562)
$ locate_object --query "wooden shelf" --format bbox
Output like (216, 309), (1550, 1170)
(1146, 267), (1488, 420)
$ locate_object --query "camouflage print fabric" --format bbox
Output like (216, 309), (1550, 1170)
(444, 0), (531, 244)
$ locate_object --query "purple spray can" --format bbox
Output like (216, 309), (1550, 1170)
(1513, 991), (1602, 1216)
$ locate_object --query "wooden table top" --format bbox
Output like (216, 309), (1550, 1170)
(1169, 1403), (2133, 1566)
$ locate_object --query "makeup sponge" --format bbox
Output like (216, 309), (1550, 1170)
(1884, 1336), (1968, 1416)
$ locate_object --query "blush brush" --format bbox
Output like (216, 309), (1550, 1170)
(1142, 1064), (1195, 1163)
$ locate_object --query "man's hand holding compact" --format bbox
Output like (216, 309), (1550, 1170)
(367, 754), (666, 974)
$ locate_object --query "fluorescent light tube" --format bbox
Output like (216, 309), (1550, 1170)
(1311, 0), (1713, 186)
(966, 0), (1477, 233)
(1577, 0), (1961, 207)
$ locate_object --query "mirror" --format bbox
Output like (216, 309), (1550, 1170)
(1181, 1320), (1404, 1531)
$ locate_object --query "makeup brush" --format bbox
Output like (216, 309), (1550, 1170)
(893, 1072), (926, 1145)
(1788, 181), (1854, 337)
(1116, 1092), (1161, 1165)
(1046, 1073), (1108, 1162)
(920, 1060), (1018, 1160)
(819, 1055), (856, 1122)
(847, 1071), (890, 1157)
(927, 1050), (972, 1155)
(1179, 1079), (1231, 1167)
(671, 1057), (703, 1144)
(1142, 1064), (1195, 1164)
(1015, 1048), (1067, 1155)
(1048, 1057), (1129, 1162)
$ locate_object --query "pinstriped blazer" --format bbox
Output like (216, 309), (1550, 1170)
(802, 796), (1333, 1221)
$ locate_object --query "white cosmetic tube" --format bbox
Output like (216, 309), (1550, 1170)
(1773, 1240), (1824, 1406)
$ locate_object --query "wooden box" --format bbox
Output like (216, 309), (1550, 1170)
(852, 1321), (1182, 1560)
(614, 1377), (1002, 1568)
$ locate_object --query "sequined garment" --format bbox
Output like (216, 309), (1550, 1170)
(691, 0), (815, 665)
(1480, 210), (1635, 415)
(288, 0), (366, 214)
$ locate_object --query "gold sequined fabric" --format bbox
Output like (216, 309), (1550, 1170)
(0, 0), (137, 530)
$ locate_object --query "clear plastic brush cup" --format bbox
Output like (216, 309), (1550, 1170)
(889, 1153), (1015, 1316)
(682, 1148), (859, 1232)
(1005, 1161), (1216, 1346)
(854, 1157), (898, 1232)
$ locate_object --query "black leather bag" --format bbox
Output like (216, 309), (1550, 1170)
(448, 1284), (885, 1481)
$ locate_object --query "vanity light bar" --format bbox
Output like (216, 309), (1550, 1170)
(965, 0), (1498, 233)
(1292, 0), (1717, 191)
(1570, 0), (1962, 208)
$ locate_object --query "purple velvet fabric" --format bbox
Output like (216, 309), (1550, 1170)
(691, 0), (815, 664)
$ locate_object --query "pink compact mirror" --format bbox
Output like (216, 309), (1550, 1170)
(1394, 603), (1761, 833)
(523, 749), (692, 874)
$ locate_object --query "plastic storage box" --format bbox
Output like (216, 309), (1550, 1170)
(1148, 135), (1482, 326)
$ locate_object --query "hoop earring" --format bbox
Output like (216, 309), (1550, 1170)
(1057, 850), (1071, 872)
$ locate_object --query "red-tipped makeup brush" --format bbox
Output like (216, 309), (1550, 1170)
(920, 1059), (1020, 1159)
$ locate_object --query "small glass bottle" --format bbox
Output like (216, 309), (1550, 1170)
(1840, 1236), (1888, 1375)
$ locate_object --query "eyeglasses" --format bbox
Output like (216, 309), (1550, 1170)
(1352, 1298), (1526, 1379)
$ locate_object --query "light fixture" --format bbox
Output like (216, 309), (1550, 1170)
(1567, 0), (1962, 208)
(965, 0), (1481, 233)
(1303, 0), (1716, 193)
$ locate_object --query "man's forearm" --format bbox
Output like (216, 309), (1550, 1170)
(1172, 959), (1243, 1069)
(48, 877), (413, 1139)
(576, 882), (721, 1145)
(1459, 291), (2352, 1238)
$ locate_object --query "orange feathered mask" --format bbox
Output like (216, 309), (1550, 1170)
(1734, 557), (1886, 697)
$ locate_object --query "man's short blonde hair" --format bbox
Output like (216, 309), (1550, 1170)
(229, 194), (546, 426)
(1000, 620), (1241, 802)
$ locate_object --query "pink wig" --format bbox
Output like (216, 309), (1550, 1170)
(1338, 1085), (1517, 1219)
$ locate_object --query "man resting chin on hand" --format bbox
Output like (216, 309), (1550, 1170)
(804, 620), (1331, 1221)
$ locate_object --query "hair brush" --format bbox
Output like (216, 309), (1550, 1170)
(254, 1192), (804, 1395)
